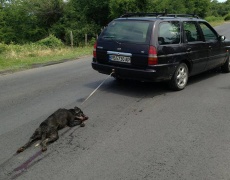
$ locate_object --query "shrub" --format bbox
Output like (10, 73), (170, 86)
(89, 37), (96, 46)
(205, 16), (224, 22)
(36, 35), (63, 48)
(224, 14), (230, 21)
(0, 43), (8, 54)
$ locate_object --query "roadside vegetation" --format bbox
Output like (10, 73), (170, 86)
(205, 15), (230, 27)
(0, 35), (93, 72)
(0, 44), (92, 72)
(1, 0), (230, 72)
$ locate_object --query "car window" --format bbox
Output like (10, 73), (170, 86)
(101, 20), (151, 44)
(199, 22), (218, 42)
(158, 21), (180, 45)
(183, 21), (202, 42)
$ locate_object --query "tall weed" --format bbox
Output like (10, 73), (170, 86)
(0, 43), (8, 54)
(224, 14), (230, 21)
(205, 16), (224, 22)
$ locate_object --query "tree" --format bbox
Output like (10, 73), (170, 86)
(109, 0), (159, 18)
(76, 0), (110, 26)
(0, 0), (227, 45)
(23, 0), (65, 29)
(52, 0), (110, 45)
(0, 0), (47, 43)
(0, 0), (65, 43)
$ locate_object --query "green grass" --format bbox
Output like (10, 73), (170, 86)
(209, 20), (226, 27)
(205, 16), (229, 27)
(0, 43), (92, 72)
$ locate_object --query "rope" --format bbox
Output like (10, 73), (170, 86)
(81, 71), (114, 105)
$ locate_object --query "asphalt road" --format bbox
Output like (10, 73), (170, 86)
(0, 24), (230, 180)
(215, 22), (230, 39)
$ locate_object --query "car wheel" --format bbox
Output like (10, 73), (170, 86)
(169, 63), (188, 91)
(221, 54), (230, 73)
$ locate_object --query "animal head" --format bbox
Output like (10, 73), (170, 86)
(74, 106), (88, 121)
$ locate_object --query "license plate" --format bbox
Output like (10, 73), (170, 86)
(109, 55), (131, 63)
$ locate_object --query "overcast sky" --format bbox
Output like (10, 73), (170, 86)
(217, 0), (227, 2)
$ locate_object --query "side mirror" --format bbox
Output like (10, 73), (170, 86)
(219, 35), (226, 41)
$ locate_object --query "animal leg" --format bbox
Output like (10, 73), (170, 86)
(17, 128), (41, 153)
(40, 131), (59, 152)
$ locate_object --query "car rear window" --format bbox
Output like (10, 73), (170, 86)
(158, 21), (180, 45)
(100, 20), (152, 44)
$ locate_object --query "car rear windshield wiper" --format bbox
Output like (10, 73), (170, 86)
(103, 35), (116, 39)
(102, 35), (122, 45)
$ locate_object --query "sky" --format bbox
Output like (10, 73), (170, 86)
(217, 0), (227, 2)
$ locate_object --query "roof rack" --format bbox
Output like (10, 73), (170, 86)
(120, 12), (200, 19)
(120, 12), (167, 18)
(157, 14), (200, 19)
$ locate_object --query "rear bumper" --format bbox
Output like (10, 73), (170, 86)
(92, 61), (176, 82)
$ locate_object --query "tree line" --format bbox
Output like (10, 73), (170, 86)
(0, 0), (230, 45)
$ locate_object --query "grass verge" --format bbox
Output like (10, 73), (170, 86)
(0, 43), (92, 73)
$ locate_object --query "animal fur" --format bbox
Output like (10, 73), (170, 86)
(17, 106), (88, 153)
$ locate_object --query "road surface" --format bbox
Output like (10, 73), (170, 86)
(0, 24), (230, 180)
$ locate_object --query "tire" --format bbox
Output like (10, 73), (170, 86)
(221, 54), (230, 73)
(169, 63), (189, 91)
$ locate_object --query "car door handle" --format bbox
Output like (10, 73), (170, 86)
(209, 46), (212, 49)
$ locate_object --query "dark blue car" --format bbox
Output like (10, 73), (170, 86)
(92, 13), (230, 90)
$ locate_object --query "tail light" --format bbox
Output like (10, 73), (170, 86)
(93, 42), (97, 58)
(148, 46), (158, 65)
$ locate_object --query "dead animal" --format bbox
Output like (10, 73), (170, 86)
(17, 106), (88, 153)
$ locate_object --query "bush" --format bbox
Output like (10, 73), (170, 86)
(36, 35), (63, 48)
(205, 16), (224, 22)
(0, 43), (8, 54)
(224, 14), (230, 21)
(89, 37), (96, 46)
